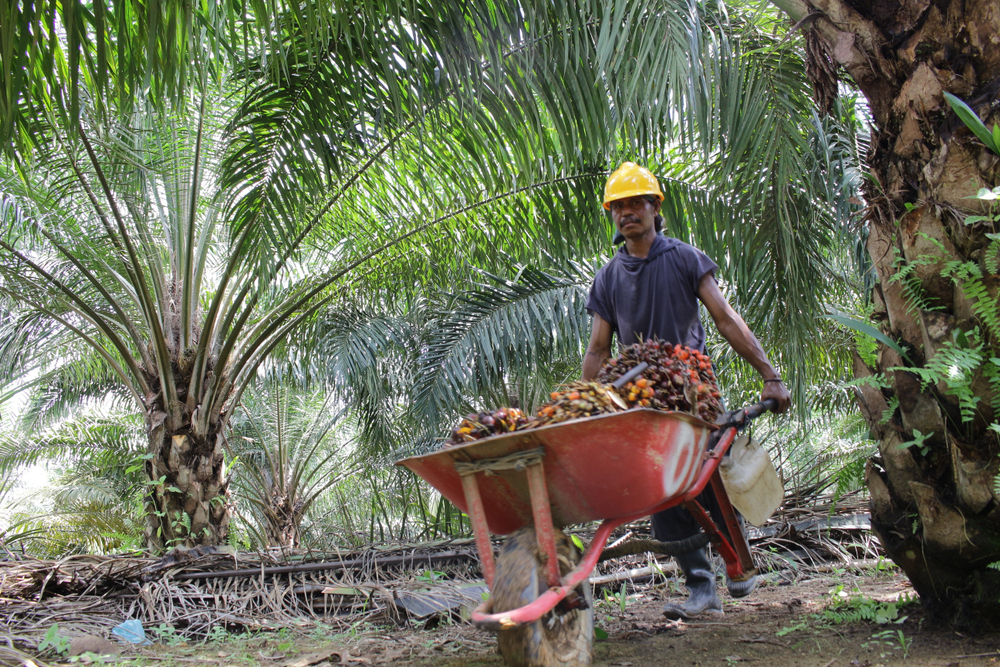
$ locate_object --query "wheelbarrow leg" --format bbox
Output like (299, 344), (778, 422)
(710, 470), (756, 580)
(677, 425), (757, 582)
(682, 471), (757, 583)
(473, 516), (626, 630)
(460, 472), (496, 588)
(525, 460), (562, 589)
(456, 455), (560, 591)
(682, 497), (744, 581)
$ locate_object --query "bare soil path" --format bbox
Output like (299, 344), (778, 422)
(65, 565), (1000, 667)
(397, 569), (999, 667)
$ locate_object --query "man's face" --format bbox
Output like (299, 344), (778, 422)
(609, 196), (659, 239)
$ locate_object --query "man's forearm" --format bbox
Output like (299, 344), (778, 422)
(699, 274), (790, 411)
(715, 317), (780, 380)
(582, 349), (610, 381)
(582, 313), (614, 381)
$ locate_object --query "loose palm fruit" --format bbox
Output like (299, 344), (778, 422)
(529, 381), (626, 427)
(596, 337), (723, 422)
(442, 407), (532, 447)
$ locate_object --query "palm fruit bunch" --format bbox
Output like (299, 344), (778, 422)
(442, 408), (532, 448)
(597, 339), (723, 422)
(531, 381), (626, 426)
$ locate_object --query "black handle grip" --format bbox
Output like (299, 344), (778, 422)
(740, 398), (778, 422)
(611, 361), (649, 389)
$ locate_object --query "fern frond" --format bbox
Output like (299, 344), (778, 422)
(986, 237), (1000, 275)
(902, 336), (985, 423)
(889, 251), (945, 315)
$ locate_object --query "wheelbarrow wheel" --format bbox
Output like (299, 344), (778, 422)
(492, 527), (594, 667)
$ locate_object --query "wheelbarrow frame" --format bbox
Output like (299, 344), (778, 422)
(396, 401), (773, 632)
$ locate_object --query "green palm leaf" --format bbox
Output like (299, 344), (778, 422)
(413, 266), (592, 424)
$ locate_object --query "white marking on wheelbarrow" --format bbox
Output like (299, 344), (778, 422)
(661, 420), (701, 498)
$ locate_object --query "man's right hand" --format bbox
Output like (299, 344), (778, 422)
(761, 378), (791, 414)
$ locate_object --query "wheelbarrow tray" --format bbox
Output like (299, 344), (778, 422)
(396, 409), (717, 535)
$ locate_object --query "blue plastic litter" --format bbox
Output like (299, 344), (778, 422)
(112, 619), (151, 645)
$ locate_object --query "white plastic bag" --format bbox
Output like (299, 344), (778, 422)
(718, 433), (783, 526)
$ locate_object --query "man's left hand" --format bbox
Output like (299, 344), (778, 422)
(761, 379), (791, 414)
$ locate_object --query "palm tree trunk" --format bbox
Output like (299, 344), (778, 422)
(265, 490), (303, 548)
(774, 0), (1000, 629)
(144, 412), (231, 551)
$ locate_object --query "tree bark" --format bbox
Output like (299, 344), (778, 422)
(264, 487), (304, 548)
(144, 403), (231, 551)
(776, 0), (1000, 630)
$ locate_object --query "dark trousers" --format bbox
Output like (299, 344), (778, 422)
(650, 484), (733, 543)
(653, 397), (744, 547)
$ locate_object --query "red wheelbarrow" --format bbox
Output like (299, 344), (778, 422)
(396, 400), (775, 667)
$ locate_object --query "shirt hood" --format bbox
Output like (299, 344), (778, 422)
(616, 234), (681, 266)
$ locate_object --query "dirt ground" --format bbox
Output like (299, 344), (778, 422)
(392, 568), (1000, 667)
(26, 566), (1000, 667)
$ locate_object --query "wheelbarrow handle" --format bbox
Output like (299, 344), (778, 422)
(745, 397), (778, 419)
(731, 398), (778, 425)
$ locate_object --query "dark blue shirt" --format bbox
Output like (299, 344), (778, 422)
(586, 235), (719, 352)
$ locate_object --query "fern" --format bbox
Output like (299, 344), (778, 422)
(881, 395), (899, 426)
(941, 259), (981, 281)
(889, 256), (943, 315)
(943, 258), (1000, 344)
(887, 233), (950, 315)
(986, 357), (1000, 414)
(822, 595), (906, 626)
(823, 608), (866, 624)
(842, 374), (889, 391)
(986, 236), (1000, 275)
(833, 454), (869, 499)
(903, 335), (984, 422)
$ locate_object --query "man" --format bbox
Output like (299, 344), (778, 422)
(583, 162), (791, 620)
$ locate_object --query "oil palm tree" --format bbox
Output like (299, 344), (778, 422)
(226, 383), (357, 548)
(764, 0), (1000, 628)
(1, 2), (604, 552)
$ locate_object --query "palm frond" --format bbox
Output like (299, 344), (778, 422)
(0, 411), (144, 474)
(413, 266), (592, 425)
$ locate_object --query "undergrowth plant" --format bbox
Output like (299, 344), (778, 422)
(38, 624), (71, 657)
(777, 589), (915, 644)
(822, 587), (912, 625)
(865, 628), (912, 660)
(602, 584), (631, 613)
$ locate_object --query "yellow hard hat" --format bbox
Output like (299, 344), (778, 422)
(603, 162), (664, 210)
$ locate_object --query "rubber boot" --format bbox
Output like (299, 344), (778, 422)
(662, 547), (723, 620)
(726, 574), (758, 598)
